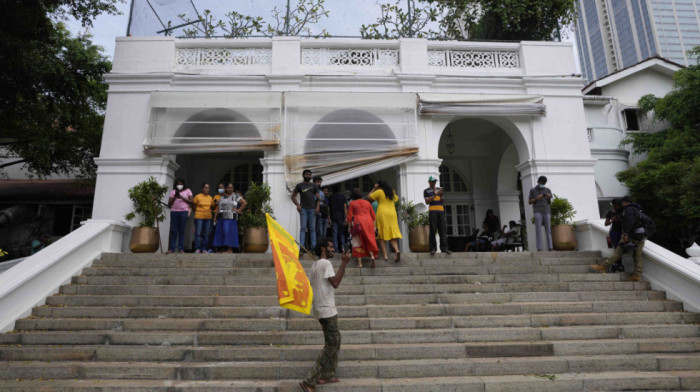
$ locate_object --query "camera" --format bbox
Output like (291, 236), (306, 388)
(623, 240), (638, 252)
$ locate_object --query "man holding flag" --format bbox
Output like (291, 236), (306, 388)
(300, 237), (350, 392)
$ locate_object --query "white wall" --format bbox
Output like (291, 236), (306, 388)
(97, 37), (601, 252)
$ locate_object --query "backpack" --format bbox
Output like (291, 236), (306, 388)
(635, 209), (655, 239)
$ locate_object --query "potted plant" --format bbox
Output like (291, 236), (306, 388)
(125, 176), (169, 253)
(550, 194), (577, 251)
(239, 181), (273, 253)
(398, 200), (430, 252)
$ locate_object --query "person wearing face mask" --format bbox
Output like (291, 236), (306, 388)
(192, 183), (214, 254)
(212, 183), (247, 254)
(206, 183), (226, 252)
(528, 176), (553, 251)
(167, 178), (193, 253)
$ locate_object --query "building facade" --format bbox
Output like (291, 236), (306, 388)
(576, 0), (700, 82)
(95, 37), (601, 252)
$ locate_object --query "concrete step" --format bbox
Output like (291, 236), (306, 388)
(1, 353), (699, 380)
(15, 311), (699, 332)
(1, 371), (696, 391)
(3, 338), (699, 363)
(31, 296), (684, 319)
(82, 264), (603, 279)
(94, 251), (601, 266)
(44, 291), (675, 308)
(77, 263), (596, 279)
(58, 274), (642, 296)
(3, 324), (698, 346)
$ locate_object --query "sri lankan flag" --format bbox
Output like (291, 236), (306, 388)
(265, 213), (313, 315)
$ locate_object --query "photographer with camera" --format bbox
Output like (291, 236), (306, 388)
(590, 196), (647, 282)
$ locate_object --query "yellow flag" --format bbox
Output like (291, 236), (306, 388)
(266, 213), (313, 315)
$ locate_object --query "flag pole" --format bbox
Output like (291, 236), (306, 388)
(292, 239), (318, 261)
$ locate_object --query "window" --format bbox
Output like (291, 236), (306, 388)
(439, 164), (467, 193)
(445, 204), (472, 236)
(71, 205), (92, 231)
(220, 162), (263, 195)
(341, 175), (375, 194)
(623, 109), (640, 131)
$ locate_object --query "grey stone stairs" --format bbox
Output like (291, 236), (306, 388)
(1, 251), (699, 391)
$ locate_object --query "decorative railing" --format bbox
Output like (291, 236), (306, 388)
(176, 48), (272, 66)
(302, 48), (399, 67)
(427, 49), (520, 69)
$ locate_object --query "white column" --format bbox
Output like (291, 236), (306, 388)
(399, 158), (442, 252)
(497, 191), (522, 226)
(261, 151), (295, 247)
(93, 156), (179, 251)
(517, 159), (599, 250)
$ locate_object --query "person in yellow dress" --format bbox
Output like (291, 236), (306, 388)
(369, 181), (402, 263)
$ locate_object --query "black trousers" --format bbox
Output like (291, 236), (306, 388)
(429, 210), (448, 252)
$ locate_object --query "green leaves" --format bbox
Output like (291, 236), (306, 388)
(397, 200), (429, 229)
(550, 195), (576, 226)
(239, 182), (273, 228)
(125, 177), (169, 227)
(616, 47), (700, 254)
(1, 1), (115, 180)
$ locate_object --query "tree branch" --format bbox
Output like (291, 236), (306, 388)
(0, 159), (28, 170)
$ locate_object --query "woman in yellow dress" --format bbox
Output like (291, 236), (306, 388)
(369, 181), (402, 263)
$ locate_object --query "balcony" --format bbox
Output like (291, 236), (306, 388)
(112, 37), (577, 78)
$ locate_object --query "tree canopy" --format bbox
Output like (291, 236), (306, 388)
(361, 0), (576, 40)
(616, 47), (700, 255)
(0, 0), (120, 179)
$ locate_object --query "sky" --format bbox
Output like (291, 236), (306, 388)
(64, 0), (580, 74)
(65, 1), (132, 58)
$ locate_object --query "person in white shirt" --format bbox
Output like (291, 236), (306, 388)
(300, 237), (350, 392)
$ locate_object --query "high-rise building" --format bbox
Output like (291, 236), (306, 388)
(575, 0), (700, 82)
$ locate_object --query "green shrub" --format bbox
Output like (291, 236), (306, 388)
(239, 181), (273, 228)
(125, 176), (169, 227)
(550, 194), (576, 226)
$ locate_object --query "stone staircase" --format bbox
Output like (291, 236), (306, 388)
(1, 251), (699, 391)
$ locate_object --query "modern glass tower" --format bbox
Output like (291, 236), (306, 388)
(575, 0), (700, 82)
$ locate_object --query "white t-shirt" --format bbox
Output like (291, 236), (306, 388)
(310, 258), (337, 319)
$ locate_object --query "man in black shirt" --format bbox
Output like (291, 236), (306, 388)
(591, 196), (647, 281)
(291, 169), (321, 252)
(328, 185), (347, 252)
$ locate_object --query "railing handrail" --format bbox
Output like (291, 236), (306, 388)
(575, 219), (700, 313)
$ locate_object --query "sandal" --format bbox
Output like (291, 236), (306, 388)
(370, 258), (376, 268)
(317, 378), (340, 384)
(394, 251), (401, 263)
(299, 382), (313, 392)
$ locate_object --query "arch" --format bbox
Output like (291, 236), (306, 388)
(595, 181), (604, 198)
(497, 144), (519, 193)
(304, 109), (397, 153)
(173, 108), (260, 141)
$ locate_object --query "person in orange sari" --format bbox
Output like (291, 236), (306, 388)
(347, 188), (378, 268)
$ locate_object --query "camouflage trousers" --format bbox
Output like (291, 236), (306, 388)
(304, 315), (341, 387)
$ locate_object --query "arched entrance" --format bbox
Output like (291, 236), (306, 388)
(437, 117), (529, 250)
(171, 109), (265, 251)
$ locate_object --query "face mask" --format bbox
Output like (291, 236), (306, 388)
(538, 184), (544, 189)
(176, 185), (184, 191)
(218, 188), (224, 194)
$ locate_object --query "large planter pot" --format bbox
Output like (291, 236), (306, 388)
(408, 225), (430, 253)
(129, 227), (160, 253)
(243, 227), (269, 253)
(552, 224), (577, 251)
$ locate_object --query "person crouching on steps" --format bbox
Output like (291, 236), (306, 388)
(300, 237), (351, 392)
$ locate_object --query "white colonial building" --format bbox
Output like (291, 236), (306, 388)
(92, 37), (603, 251)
